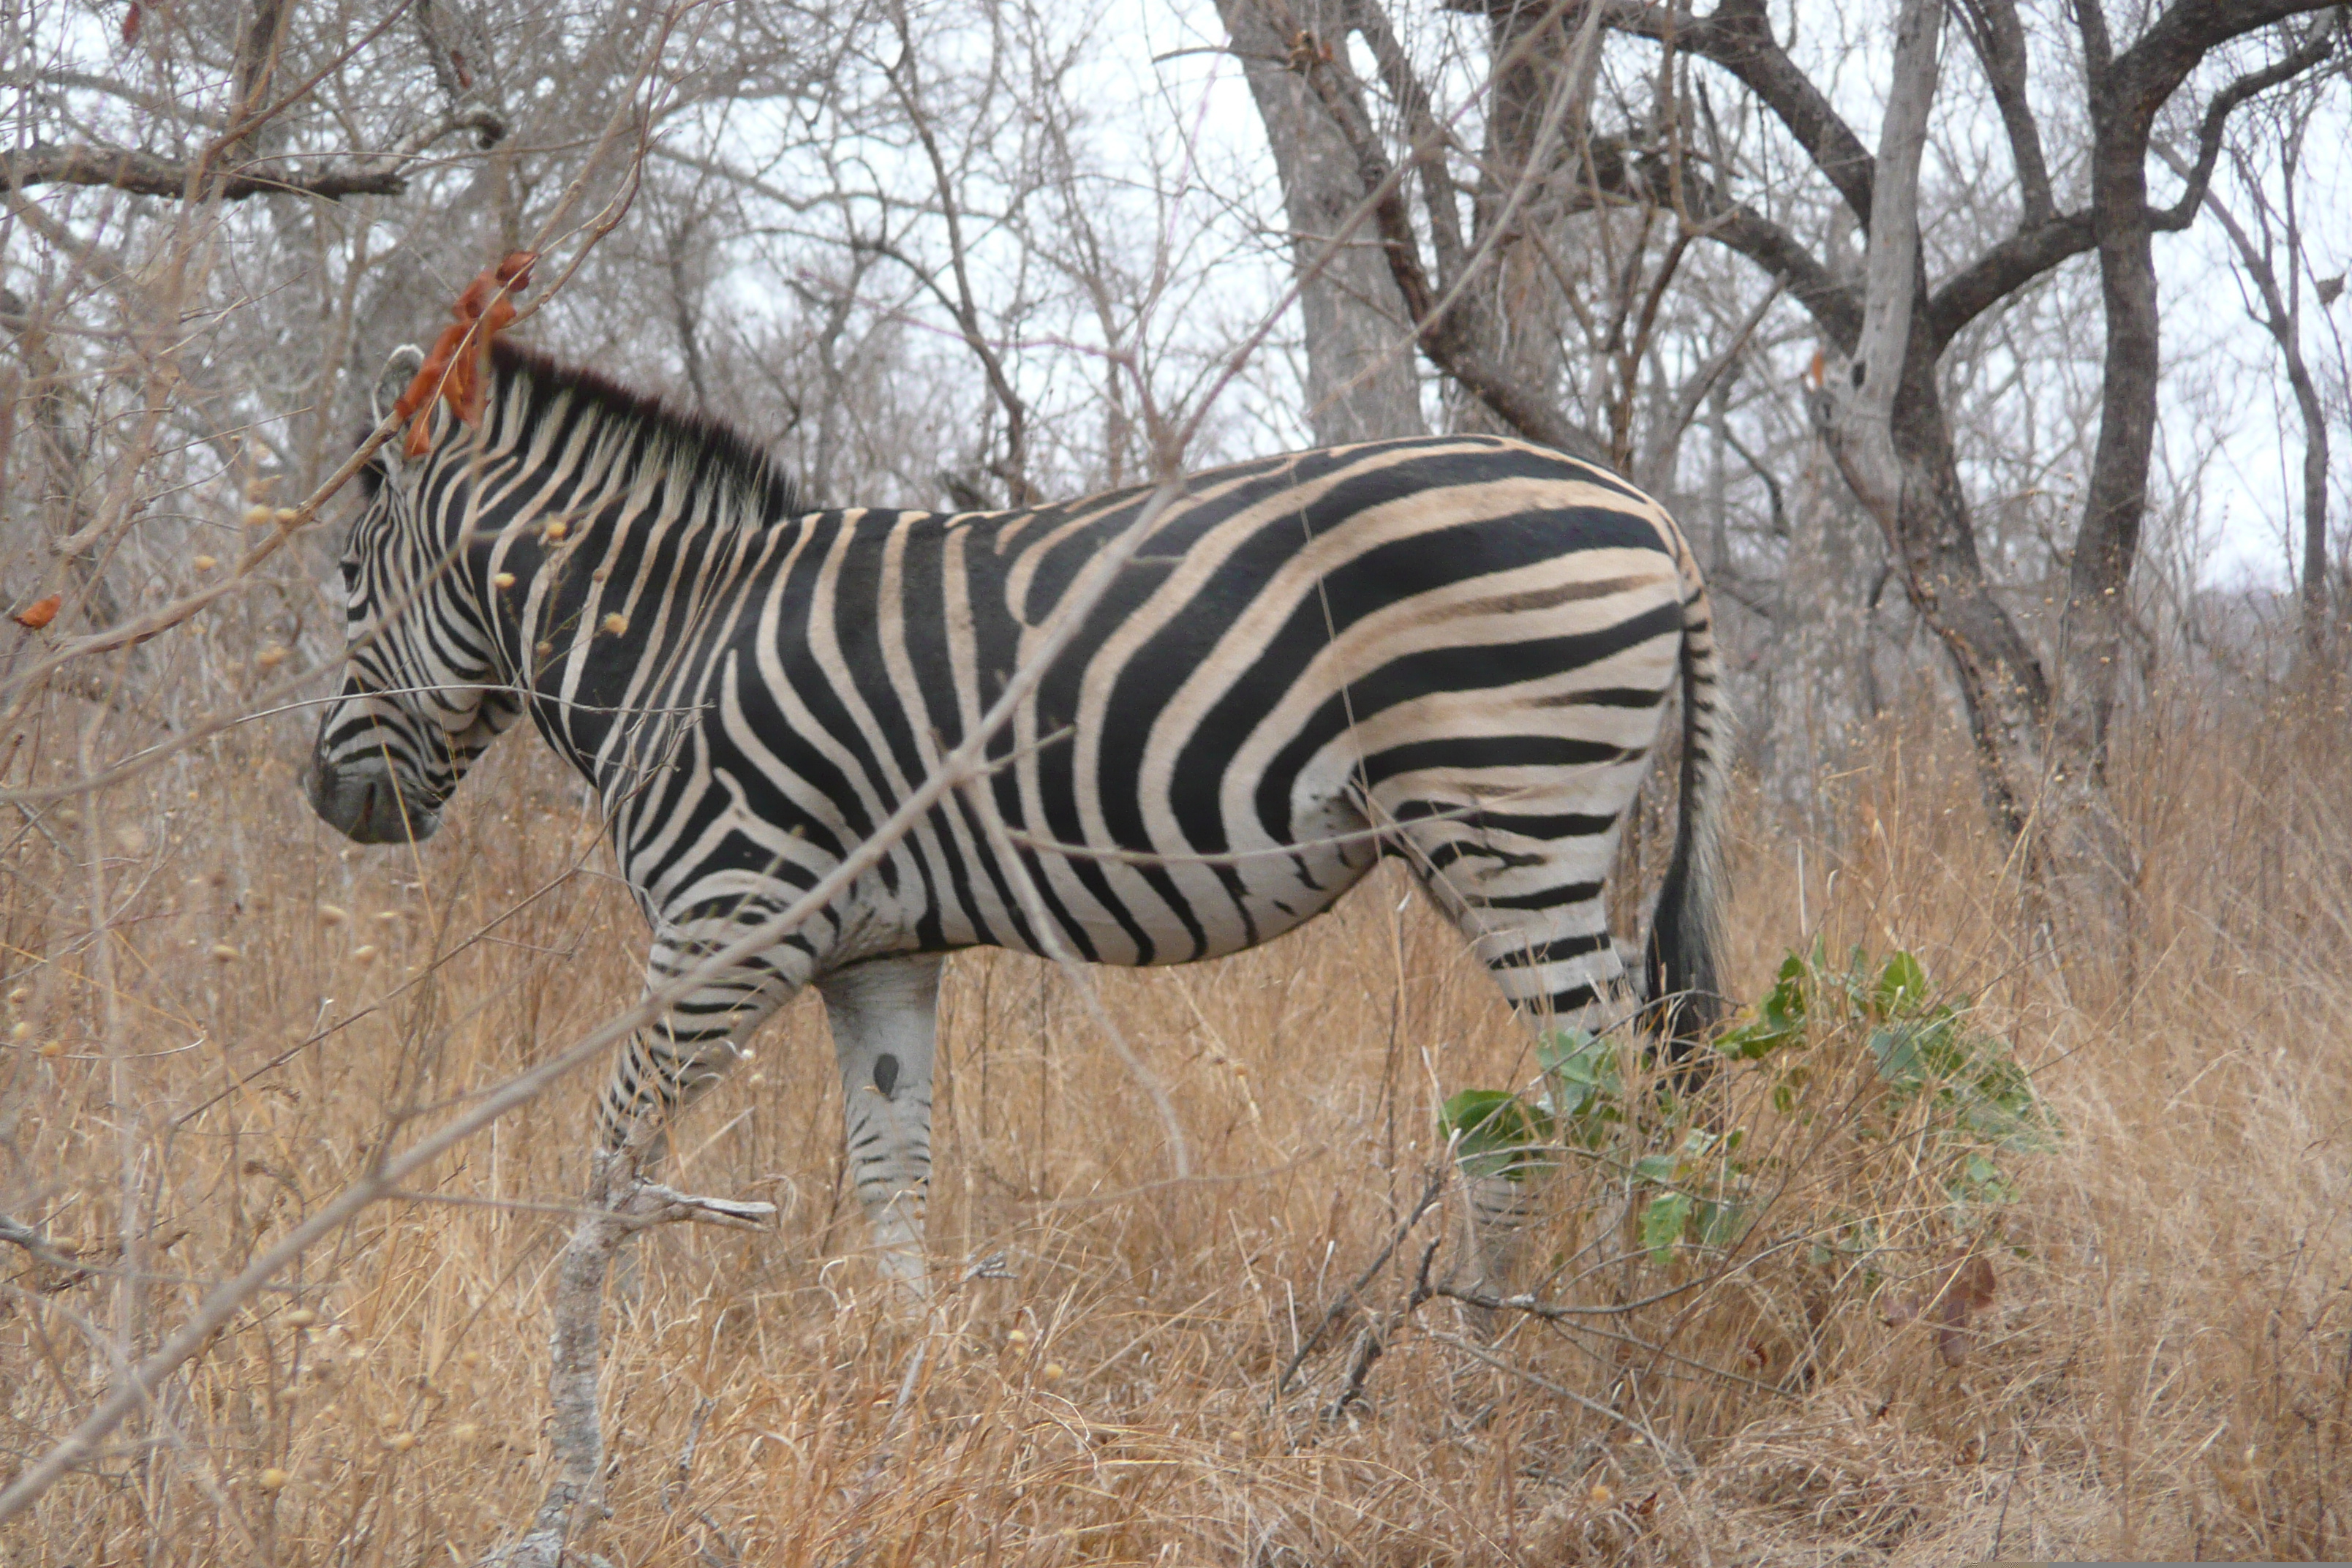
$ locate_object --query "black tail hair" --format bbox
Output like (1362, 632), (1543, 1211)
(1643, 585), (1727, 1062)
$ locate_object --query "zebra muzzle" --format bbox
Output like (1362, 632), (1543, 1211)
(303, 755), (443, 844)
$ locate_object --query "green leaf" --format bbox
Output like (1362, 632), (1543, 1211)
(1953, 1150), (2016, 1205)
(1537, 1028), (1600, 1079)
(1875, 951), (1929, 1017)
(1640, 1191), (1694, 1264)
(1869, 1025), (1924, 1086)
(1441, 1089), (1553, 1183)
(1632, 1153), (1678, 1186)
(1696, 1199), (1748, 1249)
(1537, 1029), (1623, 1143)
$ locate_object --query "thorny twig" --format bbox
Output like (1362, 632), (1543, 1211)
(1273, 1166), (1446, 1401)
(1322, 1229), (1444, 1421)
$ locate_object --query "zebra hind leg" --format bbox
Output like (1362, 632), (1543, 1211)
(1389, 796), (1637, 1303)
(817, 953), (943, 1297)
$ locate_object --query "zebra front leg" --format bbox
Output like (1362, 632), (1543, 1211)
(818, 954), (943, 1295)
(497, 973), (787, 1567)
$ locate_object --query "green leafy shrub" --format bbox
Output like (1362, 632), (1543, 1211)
(1439, 944), (2059, 1267)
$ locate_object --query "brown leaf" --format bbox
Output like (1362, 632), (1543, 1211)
(1881, 1250), (1999, 1365)
(1930, 1251), (1998, 1366)
(122, 1), (140, 44)
(12, 593), (61, 630)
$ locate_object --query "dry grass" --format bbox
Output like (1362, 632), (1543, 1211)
(4, 687), (2349, 1564)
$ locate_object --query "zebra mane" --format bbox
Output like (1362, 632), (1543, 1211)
(488, 341), (805, 522)
(363, 339), (806, 523)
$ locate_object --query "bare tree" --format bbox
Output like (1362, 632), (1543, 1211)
(1575, 0), (2340, 934)
(2165, 94), (2343, 662)
(1213, 0), (1429, 442)
(1196, 0), (2344, 941)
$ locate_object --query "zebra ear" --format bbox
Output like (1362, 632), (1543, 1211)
(371, 344), (426, 437)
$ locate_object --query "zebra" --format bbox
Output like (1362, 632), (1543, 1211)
(305, 332), (1727, 1541)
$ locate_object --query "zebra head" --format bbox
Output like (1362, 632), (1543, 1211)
(304, 440), (521, 844)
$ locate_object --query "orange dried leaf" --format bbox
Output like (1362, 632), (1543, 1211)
(13, 594), (62, 630)
(393, 252), (538, 458)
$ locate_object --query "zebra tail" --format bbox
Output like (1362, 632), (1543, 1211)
(1643, 573), (1730, 1060)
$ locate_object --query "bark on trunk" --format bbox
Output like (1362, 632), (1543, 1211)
(1450, 0), (1588, 437)
(1814, 0), (2046, 840)
(2296, 355), (2332, 660)
(1214, 0), (1427, 445)
(1762, 443), (1882, 825)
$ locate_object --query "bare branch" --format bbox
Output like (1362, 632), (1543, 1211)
(1293, 39), (1608, 461)
(0, 145), (407, 200)
(884, 4), (1033, 504)
(1951, 0), (2054, 224)
(1602, 0), (1877, 225)
(1927, 210), (2094, 352)
(2147, 22), (2337, 233)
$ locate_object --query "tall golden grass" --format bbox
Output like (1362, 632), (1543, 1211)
(4, 683), (2347, 1564)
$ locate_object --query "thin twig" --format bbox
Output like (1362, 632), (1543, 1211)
(1273, 1167), (1446, 1400)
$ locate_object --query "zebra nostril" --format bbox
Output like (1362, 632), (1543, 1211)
(872, 1052), (900, 1099)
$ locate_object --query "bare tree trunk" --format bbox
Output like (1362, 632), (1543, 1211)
(1447, 0), (1593, 437)
(1214, 0), (1426, 444)
(1812, 0), (2053, 847)
(1762, 442), (1881, 826)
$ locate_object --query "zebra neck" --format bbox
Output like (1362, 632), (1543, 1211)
(469, 452), (767, 778)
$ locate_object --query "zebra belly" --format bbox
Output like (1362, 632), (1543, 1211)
(932, 809), (1382, 968)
